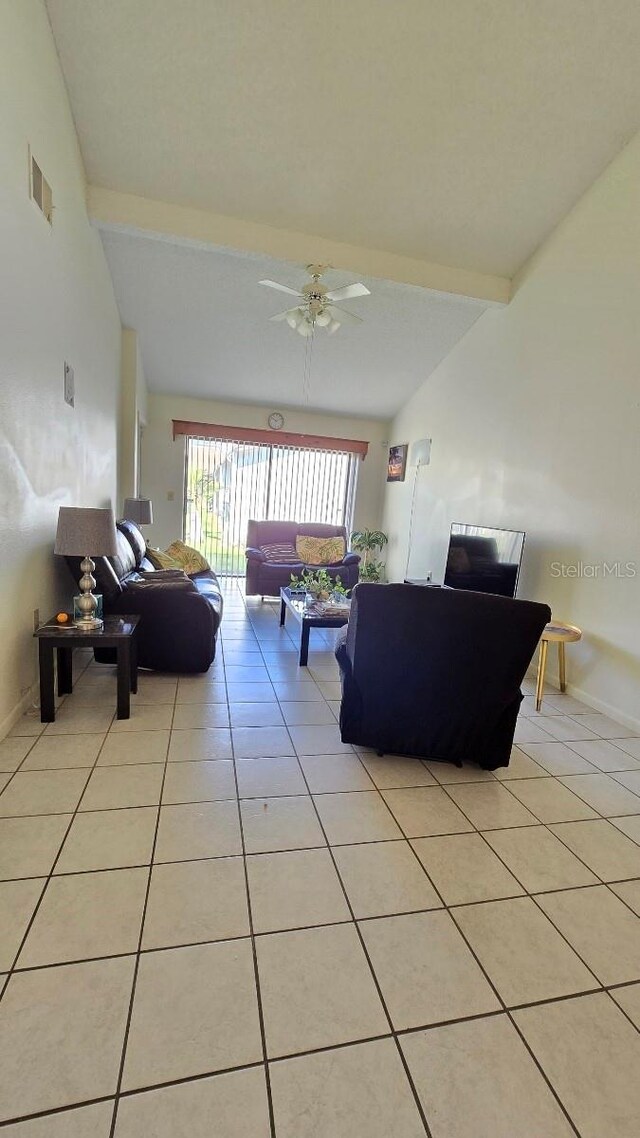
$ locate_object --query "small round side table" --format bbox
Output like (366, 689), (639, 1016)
(535, 621), (582, 711)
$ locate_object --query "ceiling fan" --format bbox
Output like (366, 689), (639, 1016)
(259, 264), (370, 336)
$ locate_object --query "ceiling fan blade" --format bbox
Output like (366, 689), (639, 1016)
(324, 282), (371, 302)
(327, 304), (363, 325)
(269, 309), (294, 321)
(259, 279), (304, 298)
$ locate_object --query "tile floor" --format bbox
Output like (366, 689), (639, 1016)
(1, 580), (640, 1135)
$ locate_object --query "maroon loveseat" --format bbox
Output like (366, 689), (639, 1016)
(245, 520), (360, 597)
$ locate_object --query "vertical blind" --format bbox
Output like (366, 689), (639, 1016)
(184, 435), (359, 575)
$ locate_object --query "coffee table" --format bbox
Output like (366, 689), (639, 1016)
(34, 615), (140, 721)
(279, 587), (350, 666)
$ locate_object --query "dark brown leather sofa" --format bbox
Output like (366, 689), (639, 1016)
(245, 520), (360, 597)
(336, 583), (550, 770)
(64, 520), (223, 672)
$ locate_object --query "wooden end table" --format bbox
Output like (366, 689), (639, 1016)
(279, 587), (350, 666)
(34, 615), (140, 722)
(535, 621), (582, 711)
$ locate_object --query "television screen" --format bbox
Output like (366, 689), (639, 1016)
(444, 523), (526, 598)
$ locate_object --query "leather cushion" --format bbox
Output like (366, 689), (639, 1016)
(117, 520), (147, 567)
(108, 531), (137, 581)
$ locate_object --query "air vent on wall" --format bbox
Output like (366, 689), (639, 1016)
(29, 149), (53, 224)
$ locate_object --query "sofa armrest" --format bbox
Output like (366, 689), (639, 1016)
(108, 584), (216, 673)
(110, 584), (209, 617)
(335, 627), (349, 671)
(341, 552), (361, 566)
(245, 546), (265, 562)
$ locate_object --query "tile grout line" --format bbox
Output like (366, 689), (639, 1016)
(454, 760), (640, 958)
(0, 698), (117, 1004)
(224, 585), (278, 1138)
(219, 591), (640, 1072)
(107, 674), (178, 1138)
(241, 589), (439, 1134)
(249, 598), (436, 1138)
(182, 594), (640, 1076)
(419, 764), (640, 1031)
(0, 650), (100, 793)
(2, 592), (639, 1128)
(374, 777), (585, 1137)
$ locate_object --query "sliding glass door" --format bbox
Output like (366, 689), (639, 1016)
(184, 436), (359, 575)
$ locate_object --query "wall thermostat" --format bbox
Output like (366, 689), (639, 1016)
(268, 412), (284, 430)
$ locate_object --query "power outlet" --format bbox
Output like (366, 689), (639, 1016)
(167, 490), (175, 502)
(33, 608), (40, 632)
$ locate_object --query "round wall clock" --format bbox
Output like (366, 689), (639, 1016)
(268, 412), (285, 430)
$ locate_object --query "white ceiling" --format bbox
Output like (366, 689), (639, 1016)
(100, 230), (487, 419)
(47, 0), (640, 277)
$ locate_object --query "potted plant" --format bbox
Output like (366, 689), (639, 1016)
(289, 572), (307, 596)
(350, 529), (389, 582)
(290, 568), (349, 604)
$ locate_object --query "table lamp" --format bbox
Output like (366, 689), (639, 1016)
(54, 507), (119, 629)
(123, 497), (153, 526)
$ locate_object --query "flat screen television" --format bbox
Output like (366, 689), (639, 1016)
(444, 523), (526, 598)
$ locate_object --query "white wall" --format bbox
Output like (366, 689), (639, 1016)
(0, 1), (121, 735)
(141, 393), (389, 551)
(383, 132), (640, 729)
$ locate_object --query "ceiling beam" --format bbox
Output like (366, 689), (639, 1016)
(87, 185), (510, 306)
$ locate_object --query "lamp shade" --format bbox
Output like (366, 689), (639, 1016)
(410, 438), (432, 467)
(54, 507), (119, 557)
(123, 497), (153, 525)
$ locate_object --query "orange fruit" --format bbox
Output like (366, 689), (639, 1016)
(56, 612), (69, 624)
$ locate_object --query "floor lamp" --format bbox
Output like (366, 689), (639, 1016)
(404, 439), (432, 580)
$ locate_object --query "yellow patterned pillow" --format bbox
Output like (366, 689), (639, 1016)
(146, 547), (182, 570)
(165, 540), (210, 574)
(296, 535), (345, 566)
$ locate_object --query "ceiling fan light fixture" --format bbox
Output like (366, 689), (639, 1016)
(261, 267), (369, 336)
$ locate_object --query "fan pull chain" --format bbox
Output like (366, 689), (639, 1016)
(302, 321), (315, 404)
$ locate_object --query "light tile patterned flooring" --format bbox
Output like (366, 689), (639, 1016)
(1, 581), (640, 1135)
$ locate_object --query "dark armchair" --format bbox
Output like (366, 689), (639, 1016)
(335, 583), (550, 770)
(245, 520), (360, 597)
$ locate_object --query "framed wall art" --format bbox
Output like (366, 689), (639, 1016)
(387, 443), (408, 482)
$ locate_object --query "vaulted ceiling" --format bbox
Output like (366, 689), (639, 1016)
(100, 231), (487, 418)
(46, 0), (640, 414)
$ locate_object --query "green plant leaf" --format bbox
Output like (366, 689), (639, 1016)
(350, 528), (388, 553)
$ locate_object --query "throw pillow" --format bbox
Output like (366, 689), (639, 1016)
(146, 547), (182, 570)
(260, 542), (300, 563)
(296, 535), (346, 566)
(165, 540), (210, 574)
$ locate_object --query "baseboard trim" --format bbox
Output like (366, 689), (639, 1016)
(526, 665), (640, 734)
(0, 680), (40, 743)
